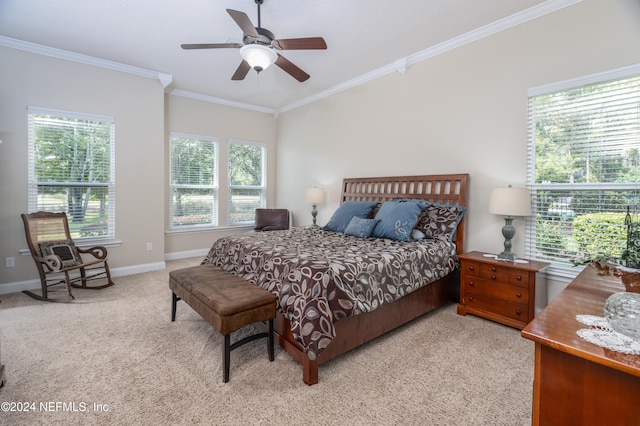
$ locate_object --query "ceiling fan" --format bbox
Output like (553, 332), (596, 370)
(181, 0), (327, 82)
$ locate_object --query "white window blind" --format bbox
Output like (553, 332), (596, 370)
(228, 140), (266, 224)
(28, 107), (116, 241)
(525, 70), (640, 269)
(169, 133), (218, 228)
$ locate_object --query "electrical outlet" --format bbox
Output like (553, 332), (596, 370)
(146, 242), (152, 251)
(6, 257), (14, 268)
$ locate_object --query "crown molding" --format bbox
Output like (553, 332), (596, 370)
(278, 0), (582, 114)
(0, 0), (581, 115)
(170, 89), (278, 116)
(0, 35), (173, 88)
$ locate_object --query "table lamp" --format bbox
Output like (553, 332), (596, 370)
(489, 185), (532, 260)
(305, 187), (325, 227)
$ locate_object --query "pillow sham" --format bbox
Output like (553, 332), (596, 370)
(344, 217), (379, 238)
(372, 200), (424, 242)
(414, 202), (466, 242)
(39, 239), (83, 268)
(323, 201), (379, 233)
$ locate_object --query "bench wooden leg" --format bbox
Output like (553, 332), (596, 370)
(224, 334), (231, 383)
(222, 320), (275, 383)
(268, 319), (274, 362)
(171, 292), (180, 322)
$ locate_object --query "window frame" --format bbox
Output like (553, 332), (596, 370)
(169, 132), (219, 230)
(27, 106), (116, 243)
(228, 139), (267, 226)
(524, 64), (640, 280)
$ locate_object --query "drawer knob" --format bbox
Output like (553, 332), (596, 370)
(469, 296), (474, 302)
(516, 275), (522, 281)
(516, 292), (522, 298)
(469, 266), (475, 271)
(515, 309), (521, 316)
(469, 281), (475, 287)
(491, 267), (497, 272)
(491, 275), (497, 280)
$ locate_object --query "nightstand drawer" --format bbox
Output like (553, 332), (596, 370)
(462, 277), (529, 304)
(464, 292), (529, 322)
(509, 270), (530, 288)
(461, 261), (480, 275)
(478, 264), (509, 282)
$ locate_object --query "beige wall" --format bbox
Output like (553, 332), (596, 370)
(0, 47), (166, 293)
(275, 0), (640, 304)
(164, 94), (278, 257)
(0, 49), (278, 293)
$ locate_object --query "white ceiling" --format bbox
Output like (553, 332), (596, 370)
(0, 0), (575, 112)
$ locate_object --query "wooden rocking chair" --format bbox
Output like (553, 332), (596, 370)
(21, 212), (115, 302)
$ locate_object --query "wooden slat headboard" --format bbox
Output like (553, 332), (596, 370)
(341, 174), (469, 253)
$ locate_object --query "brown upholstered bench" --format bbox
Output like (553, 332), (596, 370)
(169, 265), (277, 383)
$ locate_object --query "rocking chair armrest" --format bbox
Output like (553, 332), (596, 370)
(34, 254), (64, 272)
(77, 245), (108, 260)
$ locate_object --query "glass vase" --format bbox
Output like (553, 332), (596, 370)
(604, 292), (640, 340)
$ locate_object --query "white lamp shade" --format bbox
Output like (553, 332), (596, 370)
(489, 187), (532, 217)
(306, 187), (325, 204)
(239, 44), (277, 71)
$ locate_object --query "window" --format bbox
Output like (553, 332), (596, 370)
(525, 67), (640, 272)
(228, 140), (266, 224)
(169, 133), (218, 228)
(28, 107), (115, 241)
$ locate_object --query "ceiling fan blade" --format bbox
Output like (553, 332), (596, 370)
(226, 9), (259, 38)
(275, 54), (310, 82)
(231, 60), (251, 81)
(272, 37), (327, 50)
(181, 43), (243, 49)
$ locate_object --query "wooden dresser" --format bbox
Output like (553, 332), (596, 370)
(521, 266), (640, 425)
(457, 251), (549, 330)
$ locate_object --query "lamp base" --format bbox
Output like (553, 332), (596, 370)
(498, 216), (517, 261)
(311, 204), (318, 227)
(497, 251), (517, 261)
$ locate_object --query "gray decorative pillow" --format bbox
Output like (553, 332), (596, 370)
(414, 202), (466, 242)
(39, 239), (82, 268)
(344, 217), (379, 238)
(372, 200), (424, 242)
(323, 201), (379, 233)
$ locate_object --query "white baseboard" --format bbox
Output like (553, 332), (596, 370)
(0, 261), (167, 295)
(164, 249), (209, 261)
(0, 278), (40, 295)
(0, 250), (212, 295)
(110, 261), (166, 278)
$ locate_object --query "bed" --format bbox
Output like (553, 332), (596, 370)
(202, 174), (469, 385)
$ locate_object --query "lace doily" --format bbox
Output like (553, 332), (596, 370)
(576, 314), (640, 355)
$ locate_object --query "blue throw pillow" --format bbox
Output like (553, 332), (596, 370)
(344, 217), (379, 238)
(372, 200), (425, 242)
(324, 201), (379, 233)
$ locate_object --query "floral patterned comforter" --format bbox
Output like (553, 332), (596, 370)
(202, 227), (459, 360)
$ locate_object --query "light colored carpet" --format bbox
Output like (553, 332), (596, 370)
(0, 258), (533, 425)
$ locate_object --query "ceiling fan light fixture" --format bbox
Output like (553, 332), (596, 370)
(239, 44), (277, 72)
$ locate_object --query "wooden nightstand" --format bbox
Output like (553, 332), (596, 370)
(457, 251), (549, 330)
